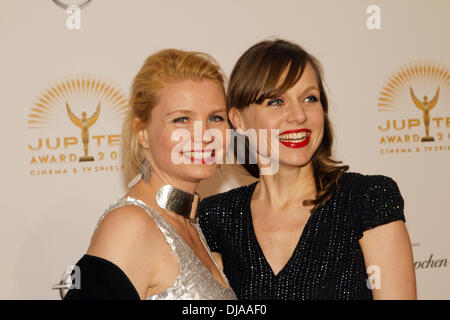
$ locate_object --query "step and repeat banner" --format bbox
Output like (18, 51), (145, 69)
(0, 0), (448, 299)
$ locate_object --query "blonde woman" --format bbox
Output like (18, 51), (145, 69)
(63, 49), (236, 300)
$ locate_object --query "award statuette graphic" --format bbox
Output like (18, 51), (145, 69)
(66, 101), (100, 161)
(409, 86), (440, 142)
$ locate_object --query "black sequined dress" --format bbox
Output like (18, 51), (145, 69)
(198, 172), (405, 300)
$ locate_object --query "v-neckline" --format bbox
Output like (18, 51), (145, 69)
(246, 182), (317, 277)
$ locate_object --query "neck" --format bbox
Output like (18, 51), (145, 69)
(150, 169), (199, 195)
(255, 162), (316, 210)
(130, 170), (199, 224)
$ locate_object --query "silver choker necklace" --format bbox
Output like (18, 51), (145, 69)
(156, 185), (200, 220)
(128, 169), (200, 220)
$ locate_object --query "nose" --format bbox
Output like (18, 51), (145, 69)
(192, 120), (205, 143)
(192, 119), (216, 149)
(286, 101), (307, 124)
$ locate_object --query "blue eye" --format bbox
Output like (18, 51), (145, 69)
(267, 98), (284, 107)
(209, 115), (224, 122)
(173, 117), (189, 123)
(303, 95), (319, 103)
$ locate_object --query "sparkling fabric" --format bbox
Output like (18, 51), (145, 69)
(198, 172), (405, 300)
(99, 197), (237, 300)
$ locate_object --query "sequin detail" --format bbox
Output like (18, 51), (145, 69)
(99, 197), (237, 300)
(198, 172), (405, 300)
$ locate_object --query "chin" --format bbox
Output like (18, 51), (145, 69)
(278, 154), (314, 168)
(180, 165), (217, 182)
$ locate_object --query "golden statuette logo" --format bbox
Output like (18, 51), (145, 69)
(409, 86), (440, 142)
(66, 101), (100, 161)
(376, 61), (449, 156)
(26, 74), (129, 177)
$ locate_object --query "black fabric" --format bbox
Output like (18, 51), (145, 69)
(198, 172), (405, 300)
(63, 254), (140, 300)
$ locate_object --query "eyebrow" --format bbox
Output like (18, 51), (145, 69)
(301, 85), (320, 93)
(165, 108), (195, 117)
(208, 108), (227, 115)
(165, 107), (227, 117)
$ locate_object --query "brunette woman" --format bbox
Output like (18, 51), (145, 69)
(198, 39), (416, 300)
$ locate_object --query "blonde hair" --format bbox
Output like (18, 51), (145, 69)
(122, 49), (226, 181)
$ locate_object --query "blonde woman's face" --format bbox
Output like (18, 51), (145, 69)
(143, 79), (228, 183)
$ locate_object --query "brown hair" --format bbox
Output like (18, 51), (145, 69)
(122, 49), (226, 181)
(227, 39), (348, 210)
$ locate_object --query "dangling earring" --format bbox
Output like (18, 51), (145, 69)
(138, 157), (153, 183)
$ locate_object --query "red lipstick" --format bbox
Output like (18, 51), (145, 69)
(279, 129), (311, 148)
(181, 149), (216, 164)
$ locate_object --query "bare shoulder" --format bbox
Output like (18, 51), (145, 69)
(88, 205), (165, 256)
(87, 204), (172, 298)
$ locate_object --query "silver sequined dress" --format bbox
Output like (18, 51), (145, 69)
(98, 197), (237, 300)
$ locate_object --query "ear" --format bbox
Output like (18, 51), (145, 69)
(228, 107), (247, 135)
(133, 117), (149, 149)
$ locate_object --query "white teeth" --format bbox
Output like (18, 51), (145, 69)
(279, 132), (309, 141)
(204, 151), (213, 159)
(183, 151), (213, 159)
(280, 138), (306, 143)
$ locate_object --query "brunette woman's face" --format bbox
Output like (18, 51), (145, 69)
(229, 63), (324, 169)
(138, 79), (228, 183)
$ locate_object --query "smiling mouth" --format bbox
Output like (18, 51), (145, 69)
(181, 149), (216, 163)
(278, 129), (311, 148)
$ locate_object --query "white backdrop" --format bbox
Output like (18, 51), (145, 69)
(0, 0), (448, 299)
